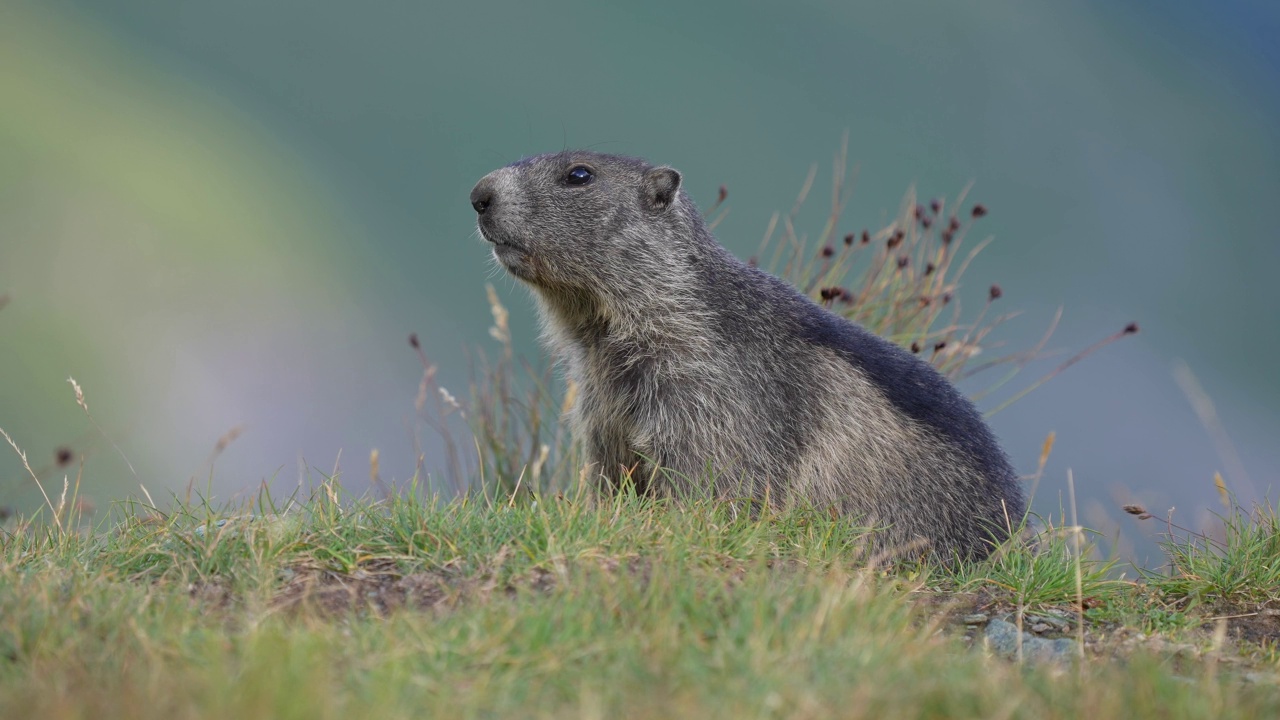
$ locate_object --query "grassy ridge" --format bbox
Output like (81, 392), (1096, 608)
(2, 488), (1278, 719)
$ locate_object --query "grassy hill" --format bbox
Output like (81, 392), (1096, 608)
(1, 485), (1278, 719)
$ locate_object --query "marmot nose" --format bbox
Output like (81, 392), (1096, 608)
(470, 180), (495, 215)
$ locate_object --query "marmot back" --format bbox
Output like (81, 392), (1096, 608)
(470, 151), (1026, 561)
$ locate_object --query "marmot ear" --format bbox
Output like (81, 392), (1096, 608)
(640, 167), (681, 211)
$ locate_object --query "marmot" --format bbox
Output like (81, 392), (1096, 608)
(469, 151), (1025, 560)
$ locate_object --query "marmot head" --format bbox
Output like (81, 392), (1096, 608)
(470, 151), (689, 293)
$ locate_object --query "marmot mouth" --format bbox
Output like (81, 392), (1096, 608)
(491, 243), (537, 282)
(477, 224), (526, 251)
(480, 227), (532, 268)
(492, 242), (526, 260)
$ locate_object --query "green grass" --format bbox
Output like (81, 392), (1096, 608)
(2, 487), (1278, 719)
(1146, 502), (1280, 607)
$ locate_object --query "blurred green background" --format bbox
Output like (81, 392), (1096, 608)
(2, 0), (1277, 562)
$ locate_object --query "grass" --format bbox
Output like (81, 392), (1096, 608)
(1, 488), (1279, 719)
(1137, 499), (1280, 608)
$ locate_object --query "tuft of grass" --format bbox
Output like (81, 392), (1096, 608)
(1132, 500), (1280, 608)
(944, 519), (1126, 611)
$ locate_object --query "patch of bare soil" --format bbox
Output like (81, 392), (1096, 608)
(266, 551), (572, 618)
(272, 560), (472, 617)
(1206, 602), (1280, 647)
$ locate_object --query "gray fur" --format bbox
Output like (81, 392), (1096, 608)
(470, 151), (1026, 561)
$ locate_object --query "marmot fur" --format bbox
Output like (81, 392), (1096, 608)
(470, 151), (1025, 560)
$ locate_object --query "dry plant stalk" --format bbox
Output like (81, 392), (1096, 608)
(758, 136), (1138, 408)
(0, 426), (64, 533)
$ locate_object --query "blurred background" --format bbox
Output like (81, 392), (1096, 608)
(1, 0), (1277, 564)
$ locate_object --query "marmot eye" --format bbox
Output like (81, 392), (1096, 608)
(565, 166), (594, 186)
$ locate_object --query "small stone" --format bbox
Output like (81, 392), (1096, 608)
(984, 619), (1078, 664)
(962, 614), (989, 625)
(1030, 623), (1051, 634)
(1027, 614), (1070, 630)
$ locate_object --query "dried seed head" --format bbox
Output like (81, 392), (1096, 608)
(214, 426), (244, 454)
(843, 232), (855, 246)
(840, 289), (854, 304)
(55, 447), (74, 467)
(861, 230), (871, 244)
(918, 296), (932, 307)
(933, 341), (947, 352)
(887, 231), (905, 249)
(897, 256), (910, 269)
(971, 204), (988, 218)
(717, 185), (728, 203)
(408, 333), (420, 349)
(930, 199), (941, 214)
(821, 245), (835, 258)
(1122, 503), (1154, 520)
(439, 387), (460, 409)
(68, 377), (86, 412)
(748, 256), (758, 268)
(949, 216), (960, 232)
(941, 230), (954, 245)
(925, 262), (936, 276)
(989, 284), (1003, 301)
(942, 292), (953, 304)
(914, 204), (926, 221)
(1124, 322), (1140, 334)
(921, 216), (933, 229)
(910, 342), (921, 354)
